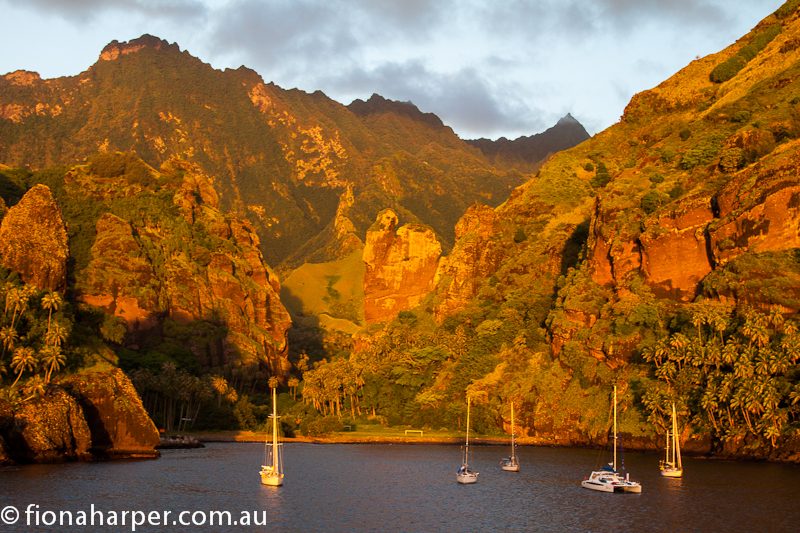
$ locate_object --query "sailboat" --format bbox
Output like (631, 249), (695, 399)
(659, 402), (683, 478)
(259, 385), (284, 486)
(500, 401), (520, 472)
(581, 385), (642, 493)
(456, 397), (479, 484)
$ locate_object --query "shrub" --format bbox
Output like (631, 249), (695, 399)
(513, 227), (527, 243)
(718, 147), (745, 172)
(590, 162), (611, 188)
(710, 55), (748, 83)
(583, 162), (594, 172)
(641, 191), (666, 214)
(710, 24), (781, 83)
(679, 128), (692, 141)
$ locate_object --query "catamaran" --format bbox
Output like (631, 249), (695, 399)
(260, 384), (284, 486)
(457, 397), (479, 484)
(581, 385), (642, 493)
(500, 401), (520, 472)
(659, 402), (683, 478)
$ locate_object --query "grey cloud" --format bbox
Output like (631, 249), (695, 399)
(209, 0), (357, 74)
(317, 60), (546, 138)
(0, 0), (207, 23)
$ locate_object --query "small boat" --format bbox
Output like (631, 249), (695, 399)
(500, 401), (520, 472)
(457, 397), (479, 484)
(581, 385), (642, 493)
(260, 384), (284, 486)
(659, 402), (683, 478)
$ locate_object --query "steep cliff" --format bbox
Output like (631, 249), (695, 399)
(363, 209), (441, 323)
(0, 184), (68, 291)
(433, 204), (504, 321)
(65, 156), (292, 373)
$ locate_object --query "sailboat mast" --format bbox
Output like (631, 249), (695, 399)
(673, 403), (682, 469)
(511, 401), (516, 460)
(465, 397), (471, 465)
(613, 385), (618, 471)
(272, 386), (278, 453)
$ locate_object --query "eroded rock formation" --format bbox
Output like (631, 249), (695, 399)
(433, 204), (503, 321)
(63, 369), (159, 459)
(0, 184), (68, 291)
(0, 370), (159, 464)
(363, 209), (441, 323)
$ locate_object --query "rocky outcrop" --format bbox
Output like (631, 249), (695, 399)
(79, 213), (159, 330)
(586, 197), (642, 288)
(78, 165), (292, 373)
(710, 153), (800, 265)
(587, 195), (715, 301)
(63, 369), (159, 459)
(0, 370), (159, 464)
(433, 204), (502, 321)
(640, 198), (715, 301)
(363, 209), (441, 323)
(3, 389), (92, 463)
(0, 184), (68, 291)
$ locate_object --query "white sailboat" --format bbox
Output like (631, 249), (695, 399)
(659, 402), (683, 478)
(457, 397), (479, 484)
(581, 385), (642, 493)
(260, 385), (284, 486)
(500, 401), (520, 472)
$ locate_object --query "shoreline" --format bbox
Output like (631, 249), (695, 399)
(180, 431), (800, 464)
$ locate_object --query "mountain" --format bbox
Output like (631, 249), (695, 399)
(338, 1), (800, 459)
(0, 35), (581, 270)
(467, 113), (591, 169)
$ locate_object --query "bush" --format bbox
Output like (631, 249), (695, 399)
(590, 162), (611, 188)
(679, 129), (692, 141)
(710, 24), (781, 83)
(301, 415), (343, 436)
(583, 162), (594, 172)
(641, 191), (667, 214)
(718, 147), (745, 172)
(513, 227), (527, 243)
(710, 55), (748, 83)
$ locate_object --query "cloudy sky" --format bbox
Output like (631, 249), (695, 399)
(0, 0), (785, 139)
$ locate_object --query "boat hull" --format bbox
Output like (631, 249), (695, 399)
(581, 470), (642, 493)
(501, 462), (520, 472)
(456, 472), (479, 484)
(260, 470), (284, 486)
(660, 467), (683, 478)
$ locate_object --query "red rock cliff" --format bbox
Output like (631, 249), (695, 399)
(0, 184), (68, 291)
(363, 209), (441, 323)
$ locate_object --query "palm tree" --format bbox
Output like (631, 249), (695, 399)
(10, 346), (37, 387)
(45, 321), (68, 347)
(41, 345), (65, 383)
(40, 291), (63, 334)
(0, 325), (18, 360)
(288, 377), (300, 400)
(22, 375), (47, 402)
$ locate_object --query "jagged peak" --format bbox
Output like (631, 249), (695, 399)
(99, 34), (180, 62)
(557, 113), (579, 125)
(348, 93), (445, 129)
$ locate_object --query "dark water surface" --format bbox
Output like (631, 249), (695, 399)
(2, 443), (800, 532)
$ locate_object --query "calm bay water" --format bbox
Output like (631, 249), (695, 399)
(2, 442), (800, 532)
